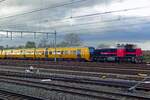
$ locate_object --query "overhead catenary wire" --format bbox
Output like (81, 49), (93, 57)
(1, 19), (150, 38)
(0, 0), (149, 24)
(1, 15), (150, 31)
(0, 0), (6, 3)
(0, 0), (149, 33)
(0, 0), (149, 41)
(0, 0), (89, 21)
(44, 15), (150, 29)
(1, 5), (150, 32)
(28, 5), (150, 25)
(57, 20), (150, 34)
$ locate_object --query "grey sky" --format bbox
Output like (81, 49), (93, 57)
(0, 0), (150, 49)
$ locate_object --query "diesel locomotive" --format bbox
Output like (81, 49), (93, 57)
(0, 44), (143, 63)
(92, 44), (143, 63)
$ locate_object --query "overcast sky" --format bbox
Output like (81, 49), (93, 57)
(0, 0), (150, 49)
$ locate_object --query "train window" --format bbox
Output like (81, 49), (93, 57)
(126, 49), (136, 52)
(77, 50), (81, 55)
(73, 50), (76, 54)
(61, 51), (63, 54)
(49, 51), (52, 55)
(68, 51), (71, 54)
(100, 49), (117, 52)
(89, 47), (95, 54)
(64, 51), (68, 54)
(89, 47), (94, 52)
(57, 51), (61, 54)
(70, 51), (73, 54)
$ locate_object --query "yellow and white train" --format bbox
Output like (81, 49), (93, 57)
(0, 47), (95, 61)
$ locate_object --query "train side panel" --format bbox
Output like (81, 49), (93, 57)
(35, 48), (45, 60)
(47, 47), (91, 61)
(0, 50), (4, 59)
(24, 48), (35, 59)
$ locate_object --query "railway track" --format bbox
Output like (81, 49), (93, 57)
(0, 61), (150, 76)
(0, 90), (41, 100)
(0, 59), (150, 81)
(0, 69), (150, 91)
(0, 60), (150, 99)
(0, 75), (150, 100)
(0, 65), (148, 81)
(0, 59), (150, 74)
(1, 59), (150, 75)
(0, 59), (147, 68)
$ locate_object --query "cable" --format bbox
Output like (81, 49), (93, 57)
(0, 0), (6, 3)
(0, 0), (149, 25)
(2, 18), (150, 37)
(1, 20), (149, 40)
(26, 5), (150, 28)
(1, 10), (150, 32)
(0, 1), (149, 33)
(40, 5), (150, 24)
(0, 0), (88, 20)
(15, 4), (149, 27)
(58, 20), (150, 34)
(46, 15), (150, 29)
(2, 15), (150, 31)
(0, 30), (54, 34)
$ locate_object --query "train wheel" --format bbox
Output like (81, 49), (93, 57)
(134, 57), (142, 64)
(103, 58), (107, 62)
(134, 58), (138, 64)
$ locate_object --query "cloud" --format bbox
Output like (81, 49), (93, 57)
(0, 0), (150, 49)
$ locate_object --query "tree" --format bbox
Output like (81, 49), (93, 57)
(38, 36), (48, 48)
(38, 36), (54, 48)
(97, 44), (110, 48)
(58, 33), (82, 47)
(17, 45), (25, 49)
(57, 41), (68, 47)
(0, 46), (4, 49)
(25, 41), (36, 48)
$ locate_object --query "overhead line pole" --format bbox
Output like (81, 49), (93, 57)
(54, 30), (57, 62)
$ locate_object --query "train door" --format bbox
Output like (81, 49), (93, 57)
(45, 48), (48, 59)
(77, 49), (81, 59)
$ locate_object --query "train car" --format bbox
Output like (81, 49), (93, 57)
(0, 47), (95, 61)
(92, 48), (118, 62)
(92, 44), (143, 63)
(0, 49), (23, 59)
(34, 48), (45, 60)
(117, 44), (143, 63)
(23, 48), (35, 59)
(0, 45), (142, 63)
(124, 48), (143, 63)
(46, 47), (94, 61)
(0, 49), (5, 59)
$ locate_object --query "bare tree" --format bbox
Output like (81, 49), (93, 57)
(97, 44), (110, 48)
(38, 36), (54, 48)
(25, 41), (36, 48)
(58, 33), (82, 47)
(38, 36), (48, 48)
